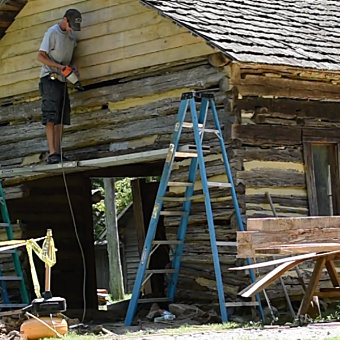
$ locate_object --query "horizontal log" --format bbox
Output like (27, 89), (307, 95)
(238, 169), (306, 187)
(0, 64), (224, 124)
(235, 97), (340, 123)
(235, 146), (303, 163)
(231, 64), (340, 100)
(247, 216), (340, 232)
(232, 124), (302, 146)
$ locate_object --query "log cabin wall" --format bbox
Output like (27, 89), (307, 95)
(230, 62), (340, 219)
(0, 0), (215, 170)
(229, 62), (340, 308)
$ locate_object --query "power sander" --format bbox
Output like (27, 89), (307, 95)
(61, 65), (84, 91)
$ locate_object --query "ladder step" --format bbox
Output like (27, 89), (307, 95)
(168, 181), (193, 187)
(160, 211), (188, 216)
(203, 128), (219, 134)
(145, 269), (177, 274)
(153, 240), (182, 245)
(158, 194), (205, 202)
(207, 181), (232, 188)
(138, 297), (172, 304)
(216, 241), (237, 247)
(182, 122), (204, 129)
(0, 276), (23, 281)
(178, 145), (210, 153)
(225, 301), (259, 307)
(175, 151), (197, 158)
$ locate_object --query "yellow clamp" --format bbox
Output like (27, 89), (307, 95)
(26, 229), (57, 299)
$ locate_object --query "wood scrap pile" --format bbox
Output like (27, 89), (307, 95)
(237, 216), (340, 258)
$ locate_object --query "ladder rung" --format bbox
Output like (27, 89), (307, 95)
(146, 269), (177, 274)
(138, 297), (172, 304)
(160, 211), (188, 216)
(207, 181), (232, 188)
(178, 145), (210, 152)
(158, 194), (205, 202)
(216, 241), (237, 247)
(153, 240), (182, 245)
(0, 304), (27, 308)
(182, 122), (204, 129)
(181, 122), (219, 134)
(168, 181), (193, 187)
(203, 128), (219, 134)
(0, 223), (10, 228)
(175, 151), (197, 158)
(0, 276), (23, 281)
(225, 301), (259, 307)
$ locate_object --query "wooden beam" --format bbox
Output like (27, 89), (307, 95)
(240, 259), (304, 298)
(230, 250), (340, 271)
(297, 257), (326, 316)
(247, 216), (340, 232)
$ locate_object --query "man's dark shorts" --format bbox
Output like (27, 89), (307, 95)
(39, 76), (71, 125)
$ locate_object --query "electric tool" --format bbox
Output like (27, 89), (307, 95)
(61, 65), (84, 91)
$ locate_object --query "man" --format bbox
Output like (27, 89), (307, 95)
(37, 9), (82, 164)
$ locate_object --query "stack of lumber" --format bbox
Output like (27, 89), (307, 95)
(237, 216), (340, 258)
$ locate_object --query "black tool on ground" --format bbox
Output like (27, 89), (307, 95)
(28, 229), (67, 315)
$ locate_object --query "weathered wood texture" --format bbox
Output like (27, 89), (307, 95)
(1, 64), (226, 173)
(0, 0), (214, 100)
(230, 63), (340, 221)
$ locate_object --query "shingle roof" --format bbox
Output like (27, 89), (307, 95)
(140, 0), (340, 71)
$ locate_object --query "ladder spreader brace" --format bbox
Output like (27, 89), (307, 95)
(125, 91), (264, 325)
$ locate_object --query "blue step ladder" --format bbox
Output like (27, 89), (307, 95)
(125, 92), (264, 325)
(0, 180), (29, 310)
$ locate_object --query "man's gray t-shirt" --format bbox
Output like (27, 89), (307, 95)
(39, 23), (77, 80)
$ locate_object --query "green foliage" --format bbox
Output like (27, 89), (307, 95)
(92, 178), (132, 240)
(115, 178), (132, 214)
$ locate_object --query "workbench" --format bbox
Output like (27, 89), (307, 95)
(231, 247), (340, 317)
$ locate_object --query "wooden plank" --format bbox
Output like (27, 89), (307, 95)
(230, 250), (340, 271)
(247, 216), (340, 232)
(240, 259), (303, 298)
(0, 27), (197, 83)
(0, 42), (213, 98)
(6, 0), (121, 32)
(0, 0), (146, 49)
(315, 290), (340, 298)
(255, 243), (340, 256)
(15, 0), (85, 18)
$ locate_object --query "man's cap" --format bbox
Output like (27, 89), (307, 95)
(64, 9), (82, 31)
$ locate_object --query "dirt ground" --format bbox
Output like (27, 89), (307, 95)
(2, 315), (340, 340)
(3, 301), (340, 340)
(79, 320), (340, 340)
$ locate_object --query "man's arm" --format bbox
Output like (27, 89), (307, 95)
(37, 51), (64, 71)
